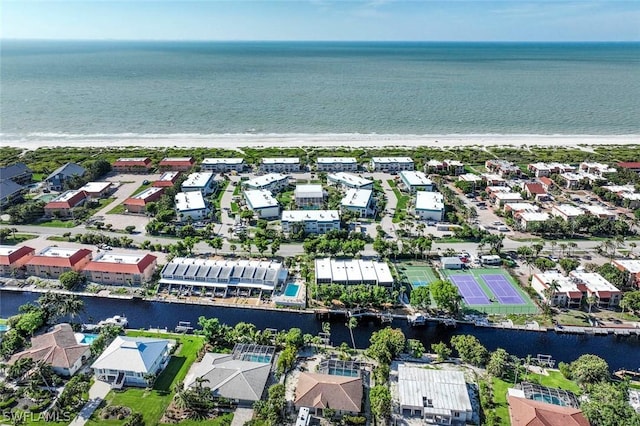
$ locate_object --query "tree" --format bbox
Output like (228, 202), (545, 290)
(410, 286), (431, 308)
(487, 348), (510, 378)
(276, 345), (297, 376)
(370, 385), (391, 420)
(229, 243), (237, 255)
(124, 225), (136, 234)
(367, 327), (406, 364)
(58, 271), (85, 291)
(569, 354), (609, 388)
(559, 258), (580, 273)
(406, 339), (425, 358)
(197, 316), (231, 349)
(430, 280), (462, 314)
(620, 291), (640, 313)
(581, 381), (640, 426)
(347, 317), (358, 349)
(431, 342), (452, 362)
(207, 237), (223, 255)
(450, 335), (488, 367)
(270, 238), (281, 257)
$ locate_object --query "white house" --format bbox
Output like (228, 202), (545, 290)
(92, 336), (172, 387)
(493, 192), (523, 207)
(516, 212), (550, 230)
(579, 162), (617, 176)
(531, 272), (583, 308)
(316, 157), (358, 172)
(551, 204), (584, 221)
(340, 188), (375, 218)
(281, 210), (341, 234)
(243, 173), (290, 193)
(370, 157), (414, 172)
(570, 271), (622, 308)
(243, 190), (280, 219)
(294, 184), (325, 209)
(414, 191), (445, 222)
(261, 158), (301, 173)
(175, 191), (211, 223)
(315, 258), (394, 286)
(201, 158), (245, 173)
(399, 171), (433, 193)
(181, 172), (217, 196)
(582, 204), (617, 220)
(327, 172), (373, 190)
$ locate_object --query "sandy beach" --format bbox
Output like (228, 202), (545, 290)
(3, 133), (640, 150)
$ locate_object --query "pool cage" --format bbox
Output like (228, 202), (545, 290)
(520, 382), (580, 409)
(232, 344), (276, 363)
(318, 359), (362, 377)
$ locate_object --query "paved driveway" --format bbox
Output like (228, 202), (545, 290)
(69, 379), (111, 426)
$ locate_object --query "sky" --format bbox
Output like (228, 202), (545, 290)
(2, 1), (639, 42)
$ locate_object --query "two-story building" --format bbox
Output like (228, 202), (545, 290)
(294, 184), (325, 209)
(201, 158), (246, 173)
(181, 172), (217, 196)
(340, 188), (375, 218)
(327, 172), (373, 190)
(175, 191), (211, 223)
(316, 157), (358, 172)
(261, 158), (301, 173)
(25, 247), (92, 279)
(370, 157), (414, 172)
(0, 163), (32, 185)
(153, 171), (181, 187)
(414, 191), (445, 222)
(243, 190), (280, 219)
(44, 190), (89, 218)
(281, 210), (341, 234)
(112, 158), (152, 174)
(44, 163), (86, 191)
(83, 252), (158, 286)
(158, 157), (195, 171)
(0, 245), (35, 278)
(399, 170), (433, 193)
(243, 173), (290, 193)
(123, 187), (164, 214)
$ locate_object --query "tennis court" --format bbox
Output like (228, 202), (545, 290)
(449, 275), (491, 305)
(401, 265), (439, 288)
(481, 274), (525, 305)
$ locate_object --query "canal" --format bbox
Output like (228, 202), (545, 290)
(1, 291), (638, 371)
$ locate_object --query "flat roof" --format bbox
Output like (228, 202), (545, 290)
(244, 173), (289, 189)
(400, 170), (433, 187)
(552, 204), (584, 217)
(315, 258), (392, 284)
(505, 203), (539, 212)
(603, 184), (636, 193)
(51, 190), (85, 203)
(327, 172), (372, 187)
(371, 157), (414, 163)
(175, 191), (207, 211)
(518, 212), (550, 222)
(79, 182), (111, 193)
(534, 272), (581, 294)
(495, 192), (523, 201)
(294, 184), (324, 199)
(115, 157), (149, 162)
(161, 157), (193, 162)
(341, 188), (372, 208)
(0, 245), (29, 256)
(182, 172), (215, 188)
(93, 253), (148, 265)
(317, 157), (357, 164)
(262, 158), (300, 164)
(613, 259), (640, 274)
(202, 158), (244, 165)
(582, 205), (616, 216)
(459, 173), (483, 182)
(622, 193), (640, 200)
(481, 173), (505, 181)
(415, 191), (444, 211)
(244, 190), (279, 209)
(281, 210), (340, 222)
(38, 247), (83, 258)
(157, 171), (180, 181)
(570, 271), (620, 292)
(132, 186), (163, 200)
(397, 365), (472, 413)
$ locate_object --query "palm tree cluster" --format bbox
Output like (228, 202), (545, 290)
(171, 379), (225, 421)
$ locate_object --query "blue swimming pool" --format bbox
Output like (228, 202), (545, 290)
(242, 354), (272, 363)
(0, 324), (8, 332)
(284, 283), (300, 297)
(76, 333), (99, 345)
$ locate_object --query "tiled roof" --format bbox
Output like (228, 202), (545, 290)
(295, 372), (362, 413)
(26, 249), (92, 268)
(618, 162), (640, 169)
(508, 395), (589, 426)
(83, 254), (156, 274)
(525, 183), (547, 195)
(8, 324), (90, 370)
(44, 191), (88, 209)
(113, 158), (152, 167)
(0, 246), (35, 266)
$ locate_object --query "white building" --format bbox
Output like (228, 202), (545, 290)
(481, 173), (507, 186)
(316, 157), (358, 172)
(493, 192), (523, 207)
(396, 365), (473, 424)
(243, 190), (280, 219)
(551, 204), (584, 221)
(516, 212), (550, 230)
(243, 173), (290, 193)
(201, 157), (245, 173)
(504, 203), (539, 214)
(281, 210), (341, 234)
(181, 172), (217, 196)
(570, 271), (622, 308)
(414, 191), (445, 222)
(399, 171), (433, 193)
(175, 191), (210, 223)
(370, 157), (414, 172)
(315, 258), (394, 286)
(527, 162), (575, 177)
(294, 184), (325, 209)
(327, 172), (373, 190)
(78, 181), (112, 199)
(261, 158), (301, 173)
(458, 173), (483, 187)
(582, 204), (617, 220)
(579, 162), (617, 176)
(531, 272), (583, 308)
(340, 188), (375, 218)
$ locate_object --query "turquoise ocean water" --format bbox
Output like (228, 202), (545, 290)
(1, 41), (639, 139)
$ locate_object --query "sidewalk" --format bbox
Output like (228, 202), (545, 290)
(69, 379), (111, 426)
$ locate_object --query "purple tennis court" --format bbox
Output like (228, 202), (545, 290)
(449, 275), (491, 305)
(481, 274), (525, 305)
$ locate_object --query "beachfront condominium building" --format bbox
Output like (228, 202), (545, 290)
(181, 172), (217, 196)
(25, 247), (92, 279)
(112, 158), (153, 174)
(315, 258), (394, 286)
(0, 163), (32, 185)
(123, 186), (164, 214)
(0, 245), (35, 278)
(425, 159), (465, 175)
(201, 158), (246, 173)
(570, 271), (622, 308)
(551, 204), (585, 221)
(527, 162), (575, 177)
(414, 191), (445, 222)
(243, 173), (290, 193)
(175, 191), (211, 223)
(340, 188), (375, 218)
(78, 181), (112, 199)
(316, 157), (358, 172)
(159, 257), (289, 296)
(153, 171), (181, 188)
(83, 252), (158, 286)
(370, 157), (414, 172)
(294, 184), (325, 209)
(485, 159), (521, 178)
(326, 172), (373, 190)
(158, 157), (195, 171)
(44, 162), (86, 191)
(243, 190), (280, 219)
(44, 190), (89, 218)
(260, 158), (301, 173)
(399, 171), (434, 193)
(281, 210), (341, 234)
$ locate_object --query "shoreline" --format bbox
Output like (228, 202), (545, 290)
(2, 133), (640, 150)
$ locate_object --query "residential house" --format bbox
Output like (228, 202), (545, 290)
(44, 190), (89, 218)
(582, 204), (616, 220)
(551, 204), (584, 221)
(458, 173), (483, 190)
(243, 190), (280, 219)
(340, 188), (375, 218)
(294, 184), (325, 209)
(480, 173), (506, 186)
(181, 172), (217, 196)
(527, 162), (574, 177)
(112, 158), (152, 174)
(294, 372), (363, 416)
(243, 173), (290, 193)
(370, 157), (414, 172)
(25, 247), (92, 279)
(281, 210), (341, 234)
(612, 259), (640, 288)
(539, 176), (554, 192)
(0, 179), (26, 208)
(44, 162), (86, 191)
(524, 182), (548, 200)
(158, 157), (195, 171)
(83, 252), (158, 286)
(399, 171), (434, 193)
(0, 163), (32, 185)
(260, 158), (301, 173)
(443, 160), (465, 175)
(92, 336), (172, 387)
(175, 191), (210, 223)
(493, 192), (523, 207)
(414, 191), (445, 222)
(78, 181), (112, 199)
(559, 172), (587, 189)
(0, 245), (35, 278)
(315, 258), (394, 286)
(123, 187), (164, 214)
(508, 392), (589, 426)
(153, 171), (181, 188)
(327, 172), (373, 190)
(316, 157), (358, 172)
(201, 158), (246, 173)
(8, 324), (90, 377)
(579, 162), (617, 176)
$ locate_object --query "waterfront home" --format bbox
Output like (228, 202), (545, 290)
(78, 181), (112, 199)
(507, 387), (588, 426)
(551, 204), (584, 221)
(8, 324), (90, 377)
(83, 252), (157, 286)
(414, 191), (445, 222)
(243, 173), (290, 193)
(569, 271), (622, 308)
(181, 172), (217, 196)
(0, 179), (26, 208)
(243, 189), (280, 219)
(395, 365), (473, 424)
(44, 190), (89, 218)
(0, 245), (35, 278)
(527, 162), (575, 177)
(112, 157), (152, 173)
(294, 184), (325, 209)
(370, 157), (414, 172)
(175, 191), (211, 223)
(294, 372), (363, 416)
(123, 186), (164, 214)
(612, 259), (640, 288)
(280, 210), (341, 235)
(158, 157), (195, 171)
(0, 163), (32, 185)
(399, 171), (433, 193)
(579, 161), (617, 176)
(316, 157), (358, 172)
(44, 162), (86, 191)
(201, 157), (246, 173)
(531, 272), (583, 308)
(315, 258), (394, 286)
(153, 171), (181, 187)
(340, 188), (375, 218)
(92, 336), (172, 388)
(25, 247), (92, 279)
(326, 172), (373, 190)
(260, 157), (301, 173)
(485, 159), (521, 178)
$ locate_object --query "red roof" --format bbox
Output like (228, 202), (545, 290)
(45, 191), (88, 210)
(83, 253), (157, 274)
(26, 249), (92, 268)
(0, 246), (35, 266)
(618, 162), (640, 169)
(159, 158), (194, 167)
(113, 158), (152, 167)
(525, 183), (547, 195)
(508, 395), (589, 426)
(539, 177), (553, 186)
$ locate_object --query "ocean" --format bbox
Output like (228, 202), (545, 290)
(1, 41), (639, 139)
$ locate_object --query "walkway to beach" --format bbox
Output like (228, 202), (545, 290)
(69, 379), (111, 426)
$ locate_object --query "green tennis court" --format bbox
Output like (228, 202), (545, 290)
(401, 265), (440, 288)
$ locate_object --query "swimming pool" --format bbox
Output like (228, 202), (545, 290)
(242, 354), (272, 363)
(328, 367), (359, 377)
(0, 324), (8, 333)
(284, 283), (300, 297)
(530, 393), (565, 406)
(75, 333), (99, 345)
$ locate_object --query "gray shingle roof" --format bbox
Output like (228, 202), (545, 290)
(0, 163), (31, 181)
(45, 163), (86, 182)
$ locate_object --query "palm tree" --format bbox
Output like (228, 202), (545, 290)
(347, 316), (358, 349)
(550, 241), (558, 257)
(630, 242), (637, 256)
(586, 295), (598, 315)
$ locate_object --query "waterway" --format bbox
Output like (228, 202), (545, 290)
(1, 291), (638, 371)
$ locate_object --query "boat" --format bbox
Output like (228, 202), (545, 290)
(98, 315), (128, 327)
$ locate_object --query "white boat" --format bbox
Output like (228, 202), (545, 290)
(97, 315), (128, 328)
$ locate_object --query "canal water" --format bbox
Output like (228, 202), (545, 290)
(1, 291), (638, 371)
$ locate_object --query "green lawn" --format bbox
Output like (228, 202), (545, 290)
(231, 202), (239, 213)
(107, 203), (127, 214)
(277, 190), (294, 208)
(88, 331), (206, 425)
(233, 185), (241, 196)
(0, 233), (38, 245)
(387, 179), (409, 223)
(175, 413), (233, 426)
(489, 377), (511, 426)
(214, 181), (229, 210)
(35, 219), (78, 228)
